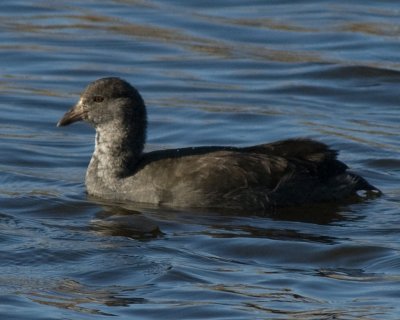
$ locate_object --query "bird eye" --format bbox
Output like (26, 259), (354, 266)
(93, 96), (104, 103)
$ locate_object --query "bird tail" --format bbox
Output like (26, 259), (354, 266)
(350, 172), (382, 197)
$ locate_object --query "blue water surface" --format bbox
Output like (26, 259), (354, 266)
(0, 1), (399, 319)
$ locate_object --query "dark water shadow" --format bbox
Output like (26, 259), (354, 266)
(85, 195), (373, 245)
(88, 193), (368, 222)
(90, 206), (163, 240)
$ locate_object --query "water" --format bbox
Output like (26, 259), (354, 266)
(1, 1), (399, 319)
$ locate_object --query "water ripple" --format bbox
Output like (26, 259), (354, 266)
(0, 1), (399, 319)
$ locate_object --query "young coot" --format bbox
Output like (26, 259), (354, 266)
(57, 77), (380, 210)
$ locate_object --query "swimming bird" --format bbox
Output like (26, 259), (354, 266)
(57, 77), (380, 210)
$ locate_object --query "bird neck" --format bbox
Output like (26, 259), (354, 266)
(90, 119), (146, 179)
